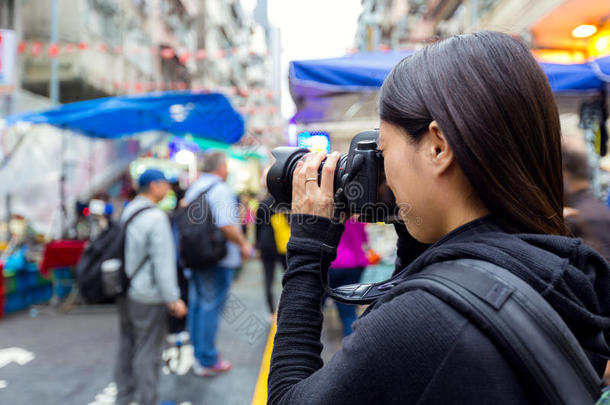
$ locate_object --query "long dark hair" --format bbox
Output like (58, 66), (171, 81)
(379, 31), (567, 235)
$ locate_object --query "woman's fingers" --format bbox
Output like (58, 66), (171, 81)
(292, 160), (305, 203)
(291, 150), (339, 219)
(303, 151), (326, 193)
(321, 152), (340, 196)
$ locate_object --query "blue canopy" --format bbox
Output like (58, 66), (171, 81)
(290, 51), (413, 98)
(540, 61), (605, 93)
(5, 91), (245, 143)
(290, 50), (610, 99)
(591, 55), (610, 84)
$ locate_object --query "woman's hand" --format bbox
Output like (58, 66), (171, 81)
(291, 151), (341, 219)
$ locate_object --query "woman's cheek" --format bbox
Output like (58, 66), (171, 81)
(385, 156), (400, 194)
(387, 158), (410, 213)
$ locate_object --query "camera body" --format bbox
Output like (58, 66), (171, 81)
(266, 129), (398, 223)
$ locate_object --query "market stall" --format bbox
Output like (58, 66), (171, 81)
(0, 91), (245, 315)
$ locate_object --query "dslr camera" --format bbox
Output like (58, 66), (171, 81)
(267, 129), (398, 223)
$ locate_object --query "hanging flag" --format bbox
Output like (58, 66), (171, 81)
(178, 51), (190, 64)
(195, 48), (207, 60)
(48, 43), (59, 58)
(17, 40), (27, 54)
(30, 41), (43, 57)
(160, 48), (175, 59)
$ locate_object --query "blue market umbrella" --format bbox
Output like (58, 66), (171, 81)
(290, 50), (608, 99)
(3, 91), (245, 237)
(5, 91), (245, 143)
(289, 51), (610, 124)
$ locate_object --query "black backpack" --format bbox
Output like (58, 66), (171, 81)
(177, 182), (227, 269)
(404, 259), (603, 404)
(75, 206), (152, 304)
(327, 258), (603, 404)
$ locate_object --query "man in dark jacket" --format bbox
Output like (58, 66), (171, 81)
(563, 145), (610, 261)
(255, 195), (287, 315)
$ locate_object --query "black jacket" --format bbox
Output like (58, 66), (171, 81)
(268, 214), (610, 404)
(256, 196), (281, 258)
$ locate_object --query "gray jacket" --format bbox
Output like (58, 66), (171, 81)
(121, 196), (180, 304)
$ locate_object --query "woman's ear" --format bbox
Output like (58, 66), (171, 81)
(427, 121), (454, 175)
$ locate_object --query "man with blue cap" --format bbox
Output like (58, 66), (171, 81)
(115, 168), (187, 405)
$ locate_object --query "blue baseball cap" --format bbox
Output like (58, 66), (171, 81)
(138, 169), (169, 187)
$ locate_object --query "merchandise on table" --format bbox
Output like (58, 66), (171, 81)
(1, 246), (54, 315)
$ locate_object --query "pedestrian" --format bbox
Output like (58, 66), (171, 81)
(239, 192), (257, 236)
(255, 194), (288, 316)
(167, 178), (189, 341)
(184, 151), (253, 376)
(562, 143), (610, 261)
(328, 218), (369, 336)
(115, 169), (187, 405)
(268, 31), (610, 404)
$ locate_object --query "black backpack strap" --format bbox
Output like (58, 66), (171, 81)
(122, 206), (154, 227)
(401, 259), (602, 404)
(127, 253), (150, 285)
(190, 181), (220, 206)
(121, 206), (154, 284)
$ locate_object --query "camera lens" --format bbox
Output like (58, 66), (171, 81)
(266, 148), (347, 209)
(266, 147), (308, 207)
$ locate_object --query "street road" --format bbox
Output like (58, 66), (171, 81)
(0, 260), (349, 405)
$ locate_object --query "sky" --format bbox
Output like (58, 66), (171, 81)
(266, 0), (363, 117)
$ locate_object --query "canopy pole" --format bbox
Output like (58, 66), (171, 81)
(59, 128), (68, 238)
(4, 194), (11, 243)
(49, 0), (59, 105)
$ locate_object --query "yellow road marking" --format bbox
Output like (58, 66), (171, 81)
(251, 318), (277, 405)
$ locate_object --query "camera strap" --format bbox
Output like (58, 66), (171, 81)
(320, 211), (402, 305)
(319, 181), (403, 305)
(320, 245), (399, 305)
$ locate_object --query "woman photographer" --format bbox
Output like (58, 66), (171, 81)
(267, 31), (610, 404)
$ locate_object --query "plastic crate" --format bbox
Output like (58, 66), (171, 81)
(53, 267), (74, 299)
(16, 271), (38, 291)
(4, 291), (26, 313)
(36, 273), (52, 287)
(27, 272), (38, 288)
(25, 286), (52, 306)
(3, 274), (16, 294)
(25, 263), (38, 273)
(55, 283), (73, 299)
(53, 267), (73, 280)
(2, 267), (18, 277)
(36, 285), (52, 303)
